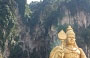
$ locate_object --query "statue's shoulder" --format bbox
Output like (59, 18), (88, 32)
(79, 48), (87, 58)
(79, 48), (84, 52)
(79, 48), (83, 51)
(79, 48), (85, 53)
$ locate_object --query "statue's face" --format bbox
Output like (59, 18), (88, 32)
(67, 35), (76, 45)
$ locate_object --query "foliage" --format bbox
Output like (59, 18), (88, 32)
(24, 4), (31, 18)
(65, 0), (90, 16)
(81, 26), (90, 46)
(0, 0), (20, 57)
(0, 2), (15, 52)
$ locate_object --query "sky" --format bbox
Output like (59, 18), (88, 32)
(27, 0), (40, 4)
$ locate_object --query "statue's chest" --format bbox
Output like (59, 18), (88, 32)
(64, 48), (80, 58)
(64, 52), (80, 58)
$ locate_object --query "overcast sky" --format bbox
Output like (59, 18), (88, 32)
(27, 0), (40, 4)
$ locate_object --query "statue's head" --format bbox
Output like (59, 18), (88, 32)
(66, 26), (76, 45)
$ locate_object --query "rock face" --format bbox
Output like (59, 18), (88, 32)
(29, 0), (90, 58)
(61, 10), (90, 28)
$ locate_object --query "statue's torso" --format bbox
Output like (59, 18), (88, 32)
(49, 46), (81, 58)
(64, 47), (80, 58)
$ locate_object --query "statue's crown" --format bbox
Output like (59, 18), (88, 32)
(66, 26), (75, 36)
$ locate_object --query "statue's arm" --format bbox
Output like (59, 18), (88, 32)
(79, 48), (87, 58)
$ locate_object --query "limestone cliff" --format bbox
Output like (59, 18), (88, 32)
(29, 0), (90, 58)
(0, 0), (90, 58)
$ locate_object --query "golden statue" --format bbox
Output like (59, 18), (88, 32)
(49, 26), (87, 58)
